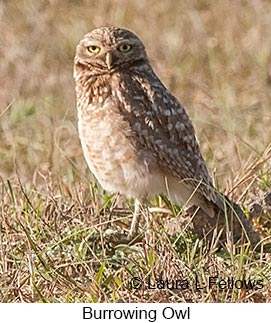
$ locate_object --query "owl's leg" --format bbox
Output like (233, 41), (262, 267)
(128, 198), (142, 239)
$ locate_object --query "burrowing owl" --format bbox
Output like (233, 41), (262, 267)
(74, 26), (259, 246)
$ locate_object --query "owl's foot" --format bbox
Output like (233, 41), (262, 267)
(103, 228), (143, 246)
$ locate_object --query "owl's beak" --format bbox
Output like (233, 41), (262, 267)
(105, 52), (113, 70)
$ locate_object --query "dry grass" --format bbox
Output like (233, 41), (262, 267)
(1, 0), (271, 302)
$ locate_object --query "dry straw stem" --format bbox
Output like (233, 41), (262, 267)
(229, 143), (271, 200)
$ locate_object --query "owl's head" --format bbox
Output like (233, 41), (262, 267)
(74, 27), (148, 78)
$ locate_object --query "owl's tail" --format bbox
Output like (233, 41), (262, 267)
(191, 195), (261, 248)
(223, 196), (261, 246)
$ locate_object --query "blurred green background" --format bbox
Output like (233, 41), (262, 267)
(1, 0), (271, 192)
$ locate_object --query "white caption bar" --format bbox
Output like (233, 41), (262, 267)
(0, 303), (269, 323)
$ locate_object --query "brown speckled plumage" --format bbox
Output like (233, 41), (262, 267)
(74, 26), (260, 245)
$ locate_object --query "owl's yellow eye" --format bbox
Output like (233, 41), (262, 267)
(88, 45), (100, 53)
(118, 44), (132, 52)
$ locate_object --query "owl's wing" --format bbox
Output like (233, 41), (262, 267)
(128, 73), (221, 206)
